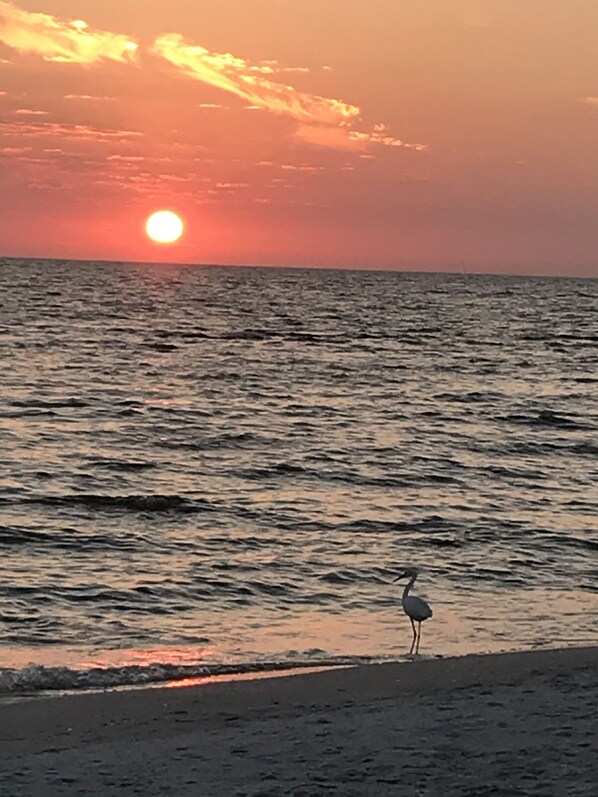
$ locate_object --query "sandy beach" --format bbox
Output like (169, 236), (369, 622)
(0, 646), (596, 796)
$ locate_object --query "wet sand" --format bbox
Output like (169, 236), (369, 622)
(1, 646), (596, 796)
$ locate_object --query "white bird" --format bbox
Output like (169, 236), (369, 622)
(393, 567), (433, 655)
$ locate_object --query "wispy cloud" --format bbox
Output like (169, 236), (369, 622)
(0, 145), (29, 154)
(0, 0), (138, 63)
(13, 107), (48, 115)
(349, 126), (426, 151)
(0, 120), (142, 143)
(152, 34), (359, 127)
(64, 94), (116, 101)
(152, 34), (424, 152)
(107, 154), (144, 162)
(281, 164), (324, 173)
(580, 96), (598, 107)
(259, 60), (311, 75)
(294, 123), (425, 152)
(0, 3), (423, 154)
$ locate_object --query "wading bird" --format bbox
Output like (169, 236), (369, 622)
(394, 567), (433, 654)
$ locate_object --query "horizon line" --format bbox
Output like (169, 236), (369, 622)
(0, 254), (596, 281)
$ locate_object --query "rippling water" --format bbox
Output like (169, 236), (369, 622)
(0, 259), (596, 693)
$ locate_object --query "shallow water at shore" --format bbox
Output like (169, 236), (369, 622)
(1, 586), (595, 695)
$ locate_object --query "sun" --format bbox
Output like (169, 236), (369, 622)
(145, 210), (184, 244)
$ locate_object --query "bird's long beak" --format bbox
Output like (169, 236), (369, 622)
(393, 574), (404, 582)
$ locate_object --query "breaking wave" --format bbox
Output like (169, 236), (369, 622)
(0, 656), (377, 695)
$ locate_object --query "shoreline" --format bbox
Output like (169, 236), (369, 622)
(1, 645), (596, 795)
(1, 637), (594, 700)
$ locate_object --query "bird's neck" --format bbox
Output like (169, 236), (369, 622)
(402, 574), (417, 601)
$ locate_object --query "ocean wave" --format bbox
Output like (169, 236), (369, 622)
(521, 333), (598, 344)
(542, 533), (598, 553)
(0, 408), (60, 418)
(8, 397), (88, 409)
(0, 656), (375, 695)
(221, 329), (272, 341)
(144, 342), (179, 352)
(0, 494), (216, 514)
(155, 431), (261, 452)
(433, 390), (503, 403)
(318, 568), (381, 585)
(480, 465), (548, 480)
(235, 463), (456, 490)
(240, 463), (310, 479)
(86, 459), (157, 472)
(501, 440), (595, 457)
(0, 525), (157, 553)
(502, 409), (589, 430)
(217, 328), (358, 346)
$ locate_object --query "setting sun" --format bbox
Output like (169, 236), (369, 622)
(145, 210), (184, 244)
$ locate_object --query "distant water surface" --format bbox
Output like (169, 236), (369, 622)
(0, 259), (596, 694)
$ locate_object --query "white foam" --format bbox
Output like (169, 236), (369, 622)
(0, 655), (378, 695)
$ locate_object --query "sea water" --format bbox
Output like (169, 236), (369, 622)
(0, 259), (596, 694)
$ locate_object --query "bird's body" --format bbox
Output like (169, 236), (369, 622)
(402, 594), (433, 623)
(394, 567), (432, 654)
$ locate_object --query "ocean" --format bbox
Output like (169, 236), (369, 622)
(1, 259), (596, 695)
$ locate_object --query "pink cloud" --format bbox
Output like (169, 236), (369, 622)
(0, 0), (138, 63)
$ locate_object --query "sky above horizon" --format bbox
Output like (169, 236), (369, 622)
(1, 0), (597, 275)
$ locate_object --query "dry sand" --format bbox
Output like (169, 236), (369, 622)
(1, 646), (596, 796)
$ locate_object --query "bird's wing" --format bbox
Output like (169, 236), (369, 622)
(404, 595), (432, 621)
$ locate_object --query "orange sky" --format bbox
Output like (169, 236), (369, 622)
(1, 0), (597, 275)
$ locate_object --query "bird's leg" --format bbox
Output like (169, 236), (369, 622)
(409, 617), (417, 655)
(415, 621), (422, 655)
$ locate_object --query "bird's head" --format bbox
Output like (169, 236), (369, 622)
(393, 566), (419, 582)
